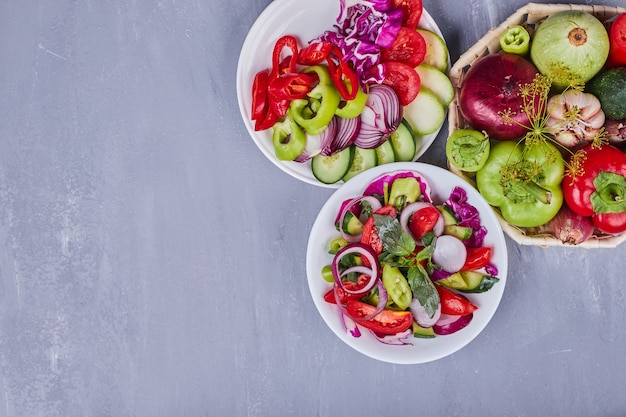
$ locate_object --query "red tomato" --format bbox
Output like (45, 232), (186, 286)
(381, 61), (421, 106)
(409, 205), (440, 240)
(392, 0), (423, 29)
(323, 274), (371, 304)
(461, 247), (493, 271)
(346, 300), (413, 335)
(374, 205), (398, 217)
(381, 27), (427, 67)
(607, 13), (626, 68)
(360, 216), (383, 256)
(436, 285), (478, 316)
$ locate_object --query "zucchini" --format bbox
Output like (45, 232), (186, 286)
(374, 140), (396, 166)
(389, 119), (416, 162)
(311, 147), (353, 184)
(403, 88), (446, 136)
(342, 147), (377, 182)
(416, 28), (449, 72)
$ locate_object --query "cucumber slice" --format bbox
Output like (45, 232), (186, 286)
(412, 322), (435, 338)
(311, 147), (353, 184)
(437, 204), (458, 226)
(459, 271), (500, 293)
(342, 147), (377, 182)
(403, 89), (446, 136)
(374, 140), (396, 166)
(389, 119), (416, 162)
(415, 63), (454, 107)
(416, 28), (449, 72)
(341, 211), (364, 236)
(444, 225), (473, 241)
(437, 272), (469, 290)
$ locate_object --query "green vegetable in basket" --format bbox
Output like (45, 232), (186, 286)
(499, 25), (531, 56)
(446, 129), (490, 172)
(476, 140), (564, 228)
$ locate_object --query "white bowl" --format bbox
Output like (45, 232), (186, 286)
(236, 0), (448, 188)
(305, 162), (508, 364)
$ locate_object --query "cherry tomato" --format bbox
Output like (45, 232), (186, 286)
(392, 0), (423, 29)
(381, 61), (421, 106)
(409, 205), (440, 240)
(436, 285), (478, 316)
(323, 274), (371, 304)
(381, 27), (427, 67)
(607, 13), (626, 68)
(374, 205), (398, 217)
(346, 300), (413, 335)
(461, 247), (492, 271)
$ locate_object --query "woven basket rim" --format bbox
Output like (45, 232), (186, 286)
(447, 2), (626, 248)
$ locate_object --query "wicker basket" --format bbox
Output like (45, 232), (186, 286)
(447, 2), (626, 248)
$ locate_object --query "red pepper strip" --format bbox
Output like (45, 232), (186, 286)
(326, 46), (359, 101)
(254, 104), (280, 131)
(270, 35), (299, 79)
(251, 69), (271, 121)
(297, 41), (334, 65)
(268, 72), (318, 101)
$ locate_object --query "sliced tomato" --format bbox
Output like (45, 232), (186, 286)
(409, 205), (440, 240)
(381, 61), (421, 106)
(360, 216), (383, 260)
(374, 205), (398, 217)
(345, 300), (413, 335)
(323, 274), (371, 304)
(392, 0), (423, 29)
(461, 247), (493, 272)
(436, 285), (478, 316)
(381, 27), (427, 67)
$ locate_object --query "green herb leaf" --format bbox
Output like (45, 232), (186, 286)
(373, 214), (416, 257)
(407, 265), (440, 318)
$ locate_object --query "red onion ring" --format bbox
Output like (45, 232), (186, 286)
(336, 196), (383, 243)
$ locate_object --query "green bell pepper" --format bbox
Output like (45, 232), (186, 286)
(499, 25), (531, 56)
(272, 112), (307, 161)
(476, 140), (564, 228)
(335, 80), (368, 119)
(289, 65), (341, 136)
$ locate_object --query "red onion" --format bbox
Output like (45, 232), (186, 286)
(372, 328), (414, 345)
(353, 84), (402, 149)
(549, 204), (595, 245)
(433, 313), (473, 335)
(459, 52), (540, 141)
(320, 116), (361, 156)
(294, 134), (322, 162)
(336, 195), (383, 242)
(604, 119), (626, 145)
(409, 298), (441, 328)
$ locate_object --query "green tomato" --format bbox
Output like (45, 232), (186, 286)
(446, 129), (490, 172)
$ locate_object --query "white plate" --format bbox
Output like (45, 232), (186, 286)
(305, 162), (508, 364)
(236, 0), (448, 188)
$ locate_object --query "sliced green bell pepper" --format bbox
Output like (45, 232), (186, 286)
(289, 65), (341, 136)
(335, 80), (367, 119)
(499, 25), (531, 56)
(476, 140), (564, 228)
(272, 113), (307, 161)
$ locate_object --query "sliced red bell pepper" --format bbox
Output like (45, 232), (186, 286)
(563, 144), (626, 235)
(268, 72), (318, 102)
(435, 285), (478, 316)
(270, 35), (299, 79)
(297, 41), (333, 65)
(325, 46), (359, 101)
(461, 247), (492, 271)
(251, 69), (271, 122)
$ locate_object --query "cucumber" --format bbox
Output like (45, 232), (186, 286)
(403, 88), (446, 135)
(436, 272), (468, 290)
(389, 119), (416, 162)
(412, 322), (435, 339)
(374, 140), (396, 166)
(444, 224), (473, 241)
(341, 211), (364, 236)
(342, 147), (377, 182)
(437, 204), (458, 226)
(416, 28), (449, 72)
(415, 63), (454, 107)
(460, 271), (500, 293)
(311, 147), (353, 184)
(587, 67), (626, 120)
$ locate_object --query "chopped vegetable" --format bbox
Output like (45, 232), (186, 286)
(499, 25), (531, 55)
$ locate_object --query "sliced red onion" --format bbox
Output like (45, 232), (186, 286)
(336, 196), (383, 242)
(294, 134), (323, 162)
(372, 328), (414, 345)
(433, 313), (473, 335)
(432, 235), (467, 273)
(352, 280), (388, 322)
(323, 116), (361, 155)
(338, 265), (376, 295)
(341, 312), (362, 338)
(409, 298), (442, 328)
(353, 84), (402, 149)
(331, 243), (380, 294)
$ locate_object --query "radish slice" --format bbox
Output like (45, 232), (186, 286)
(432, 235), (467, 273)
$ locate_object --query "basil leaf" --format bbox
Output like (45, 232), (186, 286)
(374, 214), (416, 257)
(407, 265), (440, 318)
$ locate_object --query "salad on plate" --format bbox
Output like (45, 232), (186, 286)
(238, 0), (453, 186)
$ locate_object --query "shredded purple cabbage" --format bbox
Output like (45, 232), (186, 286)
(445, 186), (488, 248)
(362, 170), (433, 203)
(317, 0), (403, 88)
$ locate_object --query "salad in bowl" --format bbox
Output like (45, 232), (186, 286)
(306, 162), (508, 363)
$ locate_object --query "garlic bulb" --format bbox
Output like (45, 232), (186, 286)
(546, 90), (605, 148)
